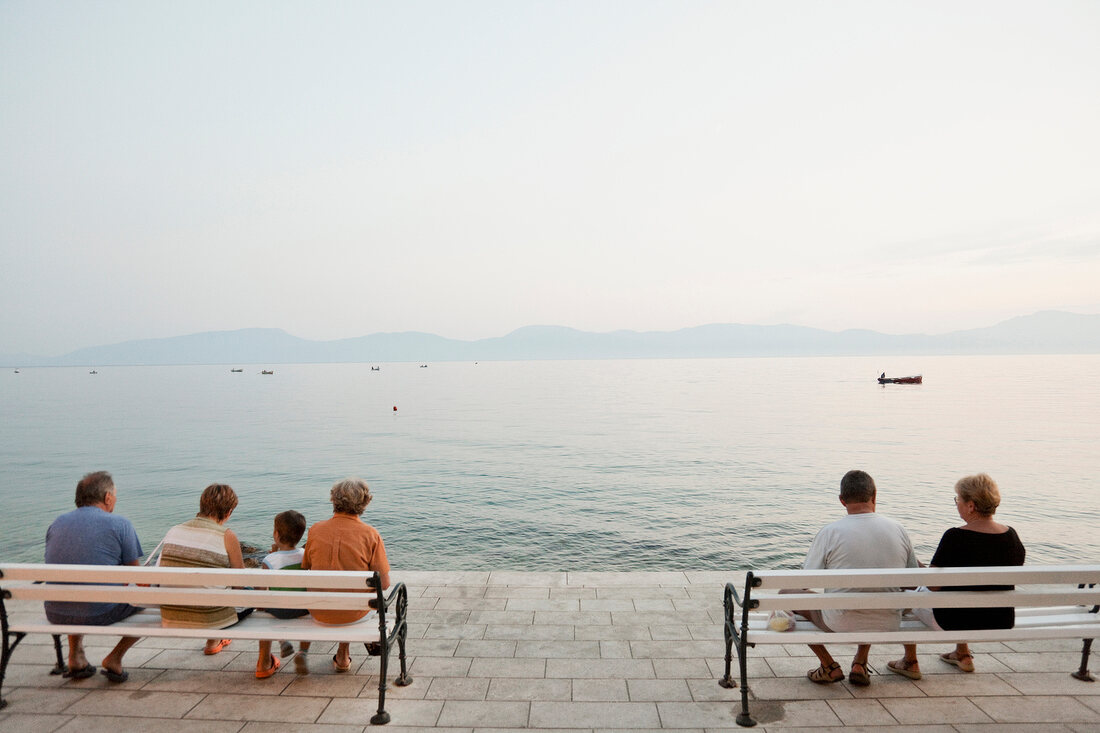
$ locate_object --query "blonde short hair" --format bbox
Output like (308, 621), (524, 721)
(955, 473), (1001, 516)
(330, 477), (373, 515)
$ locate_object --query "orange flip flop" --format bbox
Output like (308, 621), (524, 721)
(256, 654), (281, 679)
(204, 639), (232, 655)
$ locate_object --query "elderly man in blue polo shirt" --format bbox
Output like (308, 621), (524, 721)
(44, 471), (143, 682)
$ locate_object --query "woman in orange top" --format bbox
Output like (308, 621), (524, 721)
(301, 477), (391, 672)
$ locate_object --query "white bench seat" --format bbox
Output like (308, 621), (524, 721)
(0, 563), (411, 725)
(721, 565), (1100, 727)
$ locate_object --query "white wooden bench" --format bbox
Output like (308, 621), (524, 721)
(0, 563), (411, 725)
(721, 565), (1100, 727)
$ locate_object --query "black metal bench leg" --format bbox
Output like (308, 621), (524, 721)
(1, 591), (29, 710)
(1072, 638), (1095, 682)
(369, 640), (390, 725)
(735, 634), (756, 727)
(393, 620), (412, 687)
(49, 634), (65, 676)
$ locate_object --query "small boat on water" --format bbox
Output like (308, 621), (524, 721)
(878, 374), (922, 384)
(261, 370), (274, 375)
(370, 366), (380, 371)
(231, 368), (243, 373)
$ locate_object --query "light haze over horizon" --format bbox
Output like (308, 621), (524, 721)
(2, 0), (1099, 357)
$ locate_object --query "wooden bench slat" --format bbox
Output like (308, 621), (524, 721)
(0, 563), (377, 590)
(7, 608), (391, 643)
(7, 584), (375, 610)
(751, 587), (1100, 611)
(749, 565), (1100, 589)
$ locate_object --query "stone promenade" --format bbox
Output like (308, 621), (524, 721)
(2, 571), (1098, 732)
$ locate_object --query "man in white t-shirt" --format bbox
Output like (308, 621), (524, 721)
(796, 470), (918, 686)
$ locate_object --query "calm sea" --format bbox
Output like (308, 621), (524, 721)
(2, 355), (1098, 570)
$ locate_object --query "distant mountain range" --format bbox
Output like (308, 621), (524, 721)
(3, 311), (1099, 367)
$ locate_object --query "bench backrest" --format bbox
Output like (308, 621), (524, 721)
(737, 564), (1100, 613)
(0, 563), (385, 612)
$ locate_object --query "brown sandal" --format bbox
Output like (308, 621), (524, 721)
(807, 660), (843, 684)
(848, 661), (871, 686)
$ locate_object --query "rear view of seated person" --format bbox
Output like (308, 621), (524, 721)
(256, 509), (313, 677)
(44, 471), (143, 682)
(794, 470), (919, 686)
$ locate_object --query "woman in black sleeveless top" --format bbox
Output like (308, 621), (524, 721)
(888, 474), (1025, 679)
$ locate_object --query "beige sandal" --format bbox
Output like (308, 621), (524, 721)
(887, 658), (922, 680)
(807, 660), (843, 684)
(939, 651), (975, 672)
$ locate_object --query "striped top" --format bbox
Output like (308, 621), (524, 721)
(157, 516), (238, 629)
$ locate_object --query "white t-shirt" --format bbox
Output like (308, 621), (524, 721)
(261, 547), (304, 570)
(803, 512), (919, 632)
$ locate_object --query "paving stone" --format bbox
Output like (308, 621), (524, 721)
(142, 667), (291, 694)
(66, 689), (207, 718)
(422, 623), (487, 640)
(567, 571), (688, 586)
(685, 676), (744, 701)
(1, 687), (89, 714)
(485, 586), (550, 599)
(656, 699), (831, 727)
(437, 699), (530, 727)
(954, 725), (1081, 732)
(488, 571), (567, 587)
(611, 611), (713, 626)
(454, 639), (517, 658)
(1005, 639), (1091, 653)
(281, 672), (368, 697)
(989, 652), (1087, 673)
(421, 585), (487, 598)
(2, 663), (81, 690)
(549, 587), (598, 600)
(629, 640), (719, 659)
(466, 610), (536, 625)
(361, 675), (429, 699)
(575, 624), (652, 641)
(424, 676), (489, 700)
(484, 624), (575, 641)
(970, 695), (1100, 723)
(415, 609), (471, 625)
(530, 700), (660, 728)
(912, 673), (1021, 697)
(408, 656), (472, 677)
(571, 678), (629, 701)
(238, 723), (366, 733)
(881, 696), (994, 724)
(515, 640), (600, 659)
(0, 713), (72, 733)
(826, 698), (899, 725)
(407, 638), (461, 657)
(648, 624), (694, 640)
(506, 598), (579, 612)
(186, 691), (329, 722)
(57, 716), (243, 733)
(633, 599), (677, 612)
(1079, 696), (1100, 714)
(580, 599), (636, 612)
(626, 678), (693, 701)
(747, 676), (855, 701)
(546, 658), (655, 679)
(486, 677), (572, 701)
(687, 624), (725, 640)
(597, 586), (687, 600)
(656, 658), (715, 680)
(999, 673), (1100, 696)
(434, 597), (507, 611)
(468, 657), (546, 678)
(600, 640), (633, 659)
(534, 611), (612, 626)
(318, 697), (443, 726)
(140, 648), (241, 670)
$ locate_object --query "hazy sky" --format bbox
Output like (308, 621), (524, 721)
(2, 0), (1099, 356)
